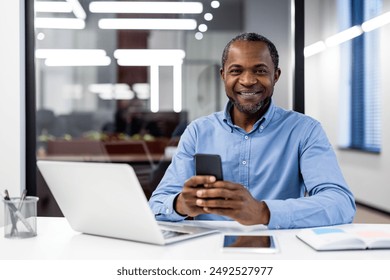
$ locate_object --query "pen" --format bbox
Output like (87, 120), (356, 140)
(13, 189), (27, 235)
(18, 189), (27, 210)
(3, 189), (34, 234)
(4, 190), (18, 236)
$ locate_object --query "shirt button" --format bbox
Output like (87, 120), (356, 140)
(244, 135), (249, 140)
(260, 125), (264, 130)
(242, 160), (247, 165)
(165, 208), (170, 214)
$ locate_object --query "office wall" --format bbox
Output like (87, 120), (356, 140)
(244, 0), (293, 109)
(305, 0), (390, 212)
(0, 0), (25, 226)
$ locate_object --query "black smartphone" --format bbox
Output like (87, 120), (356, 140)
(194, 153), (223, 181)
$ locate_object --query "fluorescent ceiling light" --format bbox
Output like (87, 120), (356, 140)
(89, 83), (135, 100)
(89, 83), (130, 93)
(99, 91), (135, 100)
(114, 49), (185, 66)
(90, 1), (203, 14)
(362, 11), (390, 32)
(304, 10), (390, 57)
(173, 63), (182, 113)
(116, 58), (183, 67)
(45, 56), (111, 66)
(114, 49), (185, 60)
(304, 41), (326, 57)
(114, 50), (185, 112)
(35, 49), (107, 58)
(36, 49), (110, 66)
(37, 32), (46, 40)
(98, 18), (197, 30)
(35, 17), (85, 29)
(35, 0), (86, 29)
(211, 1), (220, 9)
(325, 25), (363, 47)
(35, 1), (73, 13)
(35, 1), (86, 19)
(116, 58), (179, 66)
(198, 24), (208, 32)
(132, 83), (150, 100)
(67, 0), (86, 20)
(204, 13), (213, 21)
(195, 32), (203, 40)
(150, 65), (159, 112)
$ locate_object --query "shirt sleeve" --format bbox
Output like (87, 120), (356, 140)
(148, 124), (196, 221)
(264, 122), (356, 229)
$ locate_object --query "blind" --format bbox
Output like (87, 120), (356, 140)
(362, 0), (381, 152)
(350, 0), (366, 149)
(339, 0), (382, 153)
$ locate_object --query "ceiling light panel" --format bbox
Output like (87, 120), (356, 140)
(362, 11), (390, 32)
(35, 0), (86, 19)
(35, 1), (73, 13)
(45, 56), (111, 67)
(325, 25), (363, 47)
(99, 18), (197, 30)
(67, 0), (86, 20)
(35, 18), (86, 29)
(114, 49), (185, 66)
(35, 49), (110, 66)
(90, 1), (203, 14)
(35, 49), (107, 58)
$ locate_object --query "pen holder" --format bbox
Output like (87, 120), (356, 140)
(3, 196), (39, 238)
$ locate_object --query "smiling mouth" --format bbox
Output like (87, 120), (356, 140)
(240, 92), (258, 96)
(238, 91), (262, 99)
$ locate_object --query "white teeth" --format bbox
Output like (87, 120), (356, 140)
(241, 92), (256, 96)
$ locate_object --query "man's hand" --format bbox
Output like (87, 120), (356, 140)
(175, 176), (270, 226)
(195, 181), (270, 225)
(174, 175), (217, 217)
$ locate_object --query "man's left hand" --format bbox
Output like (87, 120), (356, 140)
(195, 181), (270, 225)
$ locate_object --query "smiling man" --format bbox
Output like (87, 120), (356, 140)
(149, 32), (356, 229)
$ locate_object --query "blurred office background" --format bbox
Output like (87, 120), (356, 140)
(31, 0), (295, 216)
(1, 0), (390, 223)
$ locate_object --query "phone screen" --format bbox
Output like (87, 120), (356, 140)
(222, 235), (278, 253)
(194, 153), (223, 181)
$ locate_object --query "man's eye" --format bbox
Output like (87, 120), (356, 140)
(229, 69), (241, 74)
(256, 69), (268, 74)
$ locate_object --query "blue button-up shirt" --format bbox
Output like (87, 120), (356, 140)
(149, 101), (356, 229)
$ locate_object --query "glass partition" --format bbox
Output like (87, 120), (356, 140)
(31, 0), (295, 215)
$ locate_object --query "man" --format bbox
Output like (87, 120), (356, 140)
(149, 32), (356, 229)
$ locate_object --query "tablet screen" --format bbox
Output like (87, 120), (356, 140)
(222, 235), (278, 253)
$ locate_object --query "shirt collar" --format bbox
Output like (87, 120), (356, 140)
(222, 100), (275, 133)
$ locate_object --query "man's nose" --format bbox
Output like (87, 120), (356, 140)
(240, 71), (257, 86)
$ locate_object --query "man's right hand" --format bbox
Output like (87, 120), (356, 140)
(174, 175), (216, 217)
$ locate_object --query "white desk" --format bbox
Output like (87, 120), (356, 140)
(1, 217), (390, 260)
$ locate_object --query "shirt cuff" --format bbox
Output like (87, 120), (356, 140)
(263, 200), (292, 229)
(155, 194), (188, 221)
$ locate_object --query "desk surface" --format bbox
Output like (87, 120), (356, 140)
(1, 217), (390, 260)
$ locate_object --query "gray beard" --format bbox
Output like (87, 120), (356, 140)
(231, 97), (271, 114)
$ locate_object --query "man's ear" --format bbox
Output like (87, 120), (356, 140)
(273, 68), (281, 84)
(220, 68), (225, 80)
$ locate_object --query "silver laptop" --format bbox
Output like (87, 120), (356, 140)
(37, 160), (218, 245)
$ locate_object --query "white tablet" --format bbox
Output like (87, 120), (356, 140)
(222, 234), (279, 253)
